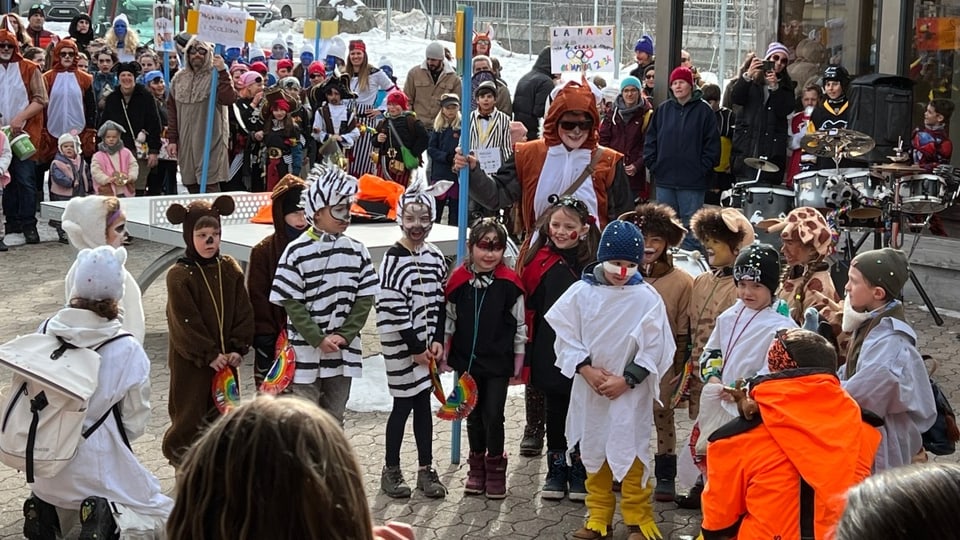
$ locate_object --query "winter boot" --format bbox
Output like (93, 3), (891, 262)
(674, 474), (704, 510)
(568, 447), (588, 502)
(464, 451), (486, 495)
(78, 496), (118, 540)
(484, 453), (508, 499)
(571, 525), (613, 539)
(653, 454), (677, 502)
(380, 465), (412, 498)
(541, 450), (568, 500)
(23, 495), (60, 540)
(519, 388), (545, 456)
(416, 465), (448, 498)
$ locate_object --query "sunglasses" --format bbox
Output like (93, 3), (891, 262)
(187, 47), (208, 55)
(475, 239), (505, 252)
(309, 73), (324, 79)
(60, 51), (77, 57)
(645, 74), (655, 79)
(770, 55), (788, 64)
(0, 43), (15, 51)
(558, 120), (593, 131)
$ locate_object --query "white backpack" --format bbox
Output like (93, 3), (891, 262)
(0, 328), (131, 482)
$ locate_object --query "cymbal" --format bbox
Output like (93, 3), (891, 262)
(799, 129), (876, 158)
(869, 162), (924, 173)
(743, 157), (780, 173)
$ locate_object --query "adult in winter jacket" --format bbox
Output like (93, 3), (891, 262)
(599, 76), (652, 202)
(40, 39), (97, 163)
(99, 62), (162, 195)
(730, 42), (796, 183)
(67, 14), (94, 53)
(643, 66), (719, 251)
(513, 47), (555, 140)
(403, 41), (462, 132)
(702, 328), (881, 540)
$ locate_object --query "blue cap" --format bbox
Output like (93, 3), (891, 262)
(143, 70), (164, 84)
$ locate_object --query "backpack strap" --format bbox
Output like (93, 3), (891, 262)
(80, 333), (136, 449)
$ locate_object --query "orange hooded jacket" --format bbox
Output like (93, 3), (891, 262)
(701, 369), (881, 540)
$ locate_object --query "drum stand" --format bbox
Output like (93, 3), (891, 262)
(899, 213), (945, 325)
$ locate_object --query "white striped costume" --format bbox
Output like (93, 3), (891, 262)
(349, 69), (395, 178)
(469, 108), (514, 166)
(376, 242), (447, 397)
(269, 230), (380, 381)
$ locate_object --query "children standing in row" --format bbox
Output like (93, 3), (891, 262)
(162, 196), (255, 467)
(376, 181), (451, 499)
(521, 195), (600, 501)
(547, 220), (675, 540)
(620, 203), (693, 502)
(442, 218), (526, 500)
(270, 166), (380, 424)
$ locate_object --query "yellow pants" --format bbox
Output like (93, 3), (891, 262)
(584, 458), (658, 537)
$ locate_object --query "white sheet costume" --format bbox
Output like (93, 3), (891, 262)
(547, 276), (675, 483)
(840, 317), (937, 471)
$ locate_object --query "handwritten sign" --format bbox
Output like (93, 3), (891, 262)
(154, 1), (175, 52)
(474, 147), (502, 175)
(550, 25), (615, 74)
(196, 4), (254, 47)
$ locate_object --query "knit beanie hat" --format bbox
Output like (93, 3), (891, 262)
(634, 34), (654, 56)
(851, 248), (909, 298)
(597, 220), (644, 265)
(277, 58), (293, 71)
(58, 131), (81, 152)
(425, 41), (445, 60)
(822, 64), (850, 88)
(229, 62), (249, 75)
(307, 61), (326, 76)
(620, 76), (642, 92)
(165, 195), (235, 260)
(61, 195), (119, 249)
(764, 41), (790, 60)
(669, 66), (694, 87)
(69, 245), (126, 301)
(387, 91), (409, 110)
(249, 61), (268, 75)
(302, 165), (358, 226)
(237, 71), (263, 89)
(733, 243), (781, 297)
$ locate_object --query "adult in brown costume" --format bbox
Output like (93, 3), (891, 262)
(40, 38), (96, 162)
(162, 195), (254, 467)
(455, 80), (632, 457)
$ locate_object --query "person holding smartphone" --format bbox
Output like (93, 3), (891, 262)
(729, 42), (796, 185)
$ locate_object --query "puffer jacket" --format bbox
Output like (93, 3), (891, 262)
(513, 47), (554, 140)
(730, 69), (796, 182)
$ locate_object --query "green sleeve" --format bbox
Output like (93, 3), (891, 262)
(335, 295), (375, 343)
(623, 363), (651, 387)
(281, 299), (324, 347)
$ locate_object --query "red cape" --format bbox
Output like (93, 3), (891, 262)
(445, 263), (525, 299)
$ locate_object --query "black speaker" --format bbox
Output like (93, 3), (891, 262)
(848, 74), (915, 163)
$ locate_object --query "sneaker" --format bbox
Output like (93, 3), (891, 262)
(23, 228), (40, 245)
(416, 466), (448, 498)
(0, 240), (7, 252)
(542, 451), (568, 500)
(568, 450), (587, 502)
(380, 465), (412, 498)
(23, 495), (60, 540)
(78, 496), (117, 540)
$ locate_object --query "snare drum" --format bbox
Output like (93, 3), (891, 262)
(672, 248), (708, 278)
(899, 174), (948, 214)
(794, 168), (865, 210)
(847, 172), (889, 219)
(743, 186), (794, 247)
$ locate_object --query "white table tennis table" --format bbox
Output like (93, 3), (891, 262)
(41, 192), (462, 293)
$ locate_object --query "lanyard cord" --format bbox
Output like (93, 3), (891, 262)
(196, 258), (226, 354)
(724, 305), (762, 359)
(466, 284), (488, 375)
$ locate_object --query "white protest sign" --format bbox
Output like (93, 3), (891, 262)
(154, 1), (175, 52)
(474, 147), (502, 175)
(197, 4), (251, 48)
(550, 26), (616, 74)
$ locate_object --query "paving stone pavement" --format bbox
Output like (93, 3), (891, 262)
(0, 226), (958, 539)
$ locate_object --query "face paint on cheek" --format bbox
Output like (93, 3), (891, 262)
(569, 231), (578, 241)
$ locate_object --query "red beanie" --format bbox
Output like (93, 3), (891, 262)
(277, 58), (293, 71)
(307, 61), (326, 76)
(669, 66), (694, 87)
(250, 61), (268, 75)
(349, 39), (366, 53)
(273, 99), (290, 112)
(386, 91), (408, 110)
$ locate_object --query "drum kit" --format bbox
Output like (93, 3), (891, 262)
(723, 129), (959, 326)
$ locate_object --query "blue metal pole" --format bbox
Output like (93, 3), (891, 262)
(162, 51), (170, 90)
(451, 4), (473, 466)
(199, 44), (225, 193)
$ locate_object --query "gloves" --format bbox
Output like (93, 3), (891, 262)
(699, 349), (724, 382)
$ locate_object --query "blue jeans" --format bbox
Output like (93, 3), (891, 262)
(656, 186), (705, 252)
(1, 156), (37, 230)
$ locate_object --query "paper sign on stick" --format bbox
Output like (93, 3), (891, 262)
(550, 25), (616, 74)
(320, 20), (338, 38)
(193, 4), (253, 48)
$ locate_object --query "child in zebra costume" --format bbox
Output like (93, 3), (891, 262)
(269, 165), (381, 423)
(376, 177), (453, 499)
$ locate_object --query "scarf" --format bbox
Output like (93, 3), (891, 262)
(98, 140), (125, 154)
(826, 95), (847, 110)
(613, 95), (644, 122)
(844, 299), (905, 378)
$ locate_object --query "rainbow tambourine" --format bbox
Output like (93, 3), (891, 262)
(436, 372), (479, 422)
(212, 366), (241, 414)
(259, 329), (296, 395)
